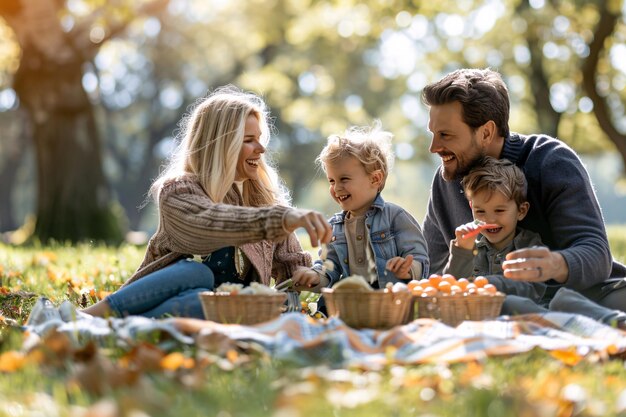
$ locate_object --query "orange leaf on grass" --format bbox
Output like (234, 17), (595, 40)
(160, 352), (195, 371)
(120, 342), (165, 372)
(226, 349), (239, 363)
(0, 351), (26, 372)
(459, 361), (484, 384)
(98, 290), (112, 299)
(550, 348), (583, 366)
(47, 268), (59, 282)
(71, 355), (139, 395)
(7, 270), (22, 279)
(33, 251), (57, 266)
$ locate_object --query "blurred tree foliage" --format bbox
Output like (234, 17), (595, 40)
(0, 0), (625, 239)
(0, 0), (170, 242)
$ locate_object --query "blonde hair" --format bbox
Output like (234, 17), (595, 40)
(462, 156), (527, 207)
(316, 120), (395, 191)
(150, 85), (289, 206)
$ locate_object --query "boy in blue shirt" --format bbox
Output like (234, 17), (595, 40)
(292, 122), (429, 289)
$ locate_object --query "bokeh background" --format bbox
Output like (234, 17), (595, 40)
(1, 0), (625, 244)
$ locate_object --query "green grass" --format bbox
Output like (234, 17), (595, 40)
(608, 224), (626, 265)
(1, 230), (626, 416)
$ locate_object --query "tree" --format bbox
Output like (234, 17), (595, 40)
(581, 0), (626, 169)
(405, 0), (625, 166)
(0, 0), (167, 243)
(0, 111), (29, 232)
(2, 0), (625, 237)
(513, 0), (626, 164)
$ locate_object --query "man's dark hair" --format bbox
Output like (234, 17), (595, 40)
(422, 68), (510, 138)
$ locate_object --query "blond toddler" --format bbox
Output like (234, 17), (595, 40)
(292, 121), (429, 290)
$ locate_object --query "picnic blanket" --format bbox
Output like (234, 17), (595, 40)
(22, 311), (626, 367)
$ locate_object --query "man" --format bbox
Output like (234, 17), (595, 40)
(421, 68), (626, 310)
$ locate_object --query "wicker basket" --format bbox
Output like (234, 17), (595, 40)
(198, 291), (287, 325)
(322, 288), (412, 329)
(414, 293), (505, 327)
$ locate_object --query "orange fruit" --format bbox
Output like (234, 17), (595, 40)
(418, 278), (431, 288)
(456, 278), (469, 290)
(407, 280), (421, 291)
(422, 286), (438, 297)
(450, 285), (462, 294)
(442, 274), (457, 286)
(428, 274), (443, 287)
(473, 276), (489, 288)
(411, 286), (424, 296)
(483, 283), (497, 294)
(437, 281), (452, 294)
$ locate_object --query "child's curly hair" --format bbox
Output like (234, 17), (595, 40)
(316, 120), (395, 192)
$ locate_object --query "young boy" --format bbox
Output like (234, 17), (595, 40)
(445, 156), (626, 327)
(292, 122), (429, 290)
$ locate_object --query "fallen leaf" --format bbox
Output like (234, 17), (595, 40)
(226, 349), (239, 363)
(0, 351), (26, 372)
(550, 348), (583, 366)
(196, 330), (238, 355)
(70, 355), (139, 395)
(160, 352), (194, 371)
(120, 343), (165, 372)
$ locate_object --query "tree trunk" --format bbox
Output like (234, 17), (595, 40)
(518, 0), (561, 137)
(12, 43), (123, 243)
(105, 105), (171, 231)
(582, 1), (626, 172)
(0, 110), (30, 232)
(0, 142), (25, 232)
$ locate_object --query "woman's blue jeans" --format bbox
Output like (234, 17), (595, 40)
(106, 247), (242, 319)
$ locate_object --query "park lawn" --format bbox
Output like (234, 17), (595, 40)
(1, 226), (626, 417)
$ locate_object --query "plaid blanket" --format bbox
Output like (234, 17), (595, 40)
(176, 311), (626, 366)
(25, 312), (626, 366)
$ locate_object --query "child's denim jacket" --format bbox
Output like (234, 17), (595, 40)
(313, 194), (429, 288)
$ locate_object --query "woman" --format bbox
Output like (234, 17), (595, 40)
(83, 86), (332, 318)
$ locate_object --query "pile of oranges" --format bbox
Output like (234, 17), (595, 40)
(407, 274), (499, 297)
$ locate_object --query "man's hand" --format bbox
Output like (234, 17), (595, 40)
(386, 255), (414, 279)
(283, 208), (332, 247)
(502, 246), (568, 284)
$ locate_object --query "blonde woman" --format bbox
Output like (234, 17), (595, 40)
(83, 86), (331, 318)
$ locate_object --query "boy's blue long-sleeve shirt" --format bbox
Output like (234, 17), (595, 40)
(314, 194), (430, 288)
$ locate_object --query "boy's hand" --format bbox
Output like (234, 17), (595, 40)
(291, 267), (323, 289)
(454, 220), (498, 250)
(385, 255), (414, 279)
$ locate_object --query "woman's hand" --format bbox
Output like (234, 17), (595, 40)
(386, 255), (414, 279)
(291, 267), (324, 289)
(284, 208), (332, 247)
(502, 246), (568, 284)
